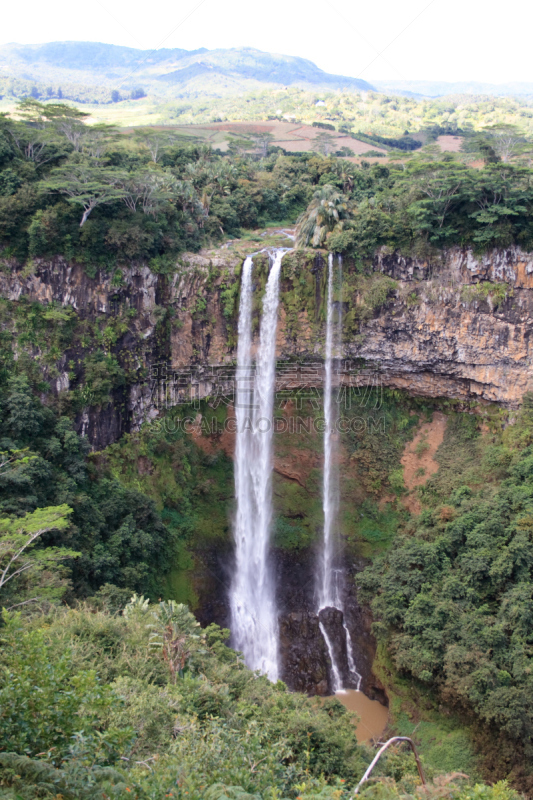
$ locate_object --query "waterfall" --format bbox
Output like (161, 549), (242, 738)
(344, 623), (362, 692)
(318, 253), (362, 693)
(319, 621), (342, 693)
(229, 250), (283, 681)
(317, 253), (339, 611)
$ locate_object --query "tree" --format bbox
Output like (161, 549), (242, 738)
(407, 163), (468, 232)
(181, 160), (238, 221)
(332, 159), (357, 192)
(7, 99), (87, 165)
(47, 105), (90, 152)
(148, 599), (202, 683)
(485, 125), (527, 163)
(134, 129), (177, 164)
(43, 164), (127, 226)
(81, 123), (118, 162)
(250, 131), (275, 158)
(226, 135), (252, 157)
(6, 106), (67, 168)
(16, 100), (90, 153)
(119, 169), (180, 215)
(0, 449), (35, 476)
(312, 132), (336, 157)
(296, 184), (349, 247)
(0, 504), (77, 607)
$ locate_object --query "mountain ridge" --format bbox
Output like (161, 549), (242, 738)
(0, 41), (374, 97)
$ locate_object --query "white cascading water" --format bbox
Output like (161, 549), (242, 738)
(317, 253), (362, 693)
(229, 250), (284, 681)
(317, 253), (338, 613)
(318, 620), (343, 692)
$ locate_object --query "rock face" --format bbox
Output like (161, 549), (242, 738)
(279, 611), (329, 695)
(11, 245), (522, 700)
(1, 245), (532, 450)
(363, 247), (533, 406)
(189, 539), (387, 699)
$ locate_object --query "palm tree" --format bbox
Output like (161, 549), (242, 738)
(296, 184), (349, 248)
(333, 160), (356, 193)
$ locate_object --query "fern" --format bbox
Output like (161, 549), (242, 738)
(0, 753), (127, 800)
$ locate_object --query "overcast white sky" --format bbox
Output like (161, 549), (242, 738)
(2, 0), (532, 85)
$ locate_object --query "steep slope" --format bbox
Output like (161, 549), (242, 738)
(1, 244), (531, 450)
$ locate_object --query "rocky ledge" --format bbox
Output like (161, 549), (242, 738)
(1, 244), (532, 448)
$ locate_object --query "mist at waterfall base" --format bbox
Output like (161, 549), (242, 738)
(229, 251), (283, 681)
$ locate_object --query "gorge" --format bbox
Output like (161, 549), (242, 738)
(4, 52), (533, 798)
(4, 235), (533, 790)
(2, 240), (532, 700)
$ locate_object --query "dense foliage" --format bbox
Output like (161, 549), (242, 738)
(2, 100), (533, 270)
(302, 161), (533, 257)
(0, 598), (369, 799)
(358, 398), (533, 785)
(0, 101), (311, 266)
(0, 598), (521, 800)
(0, 372), (175, 606)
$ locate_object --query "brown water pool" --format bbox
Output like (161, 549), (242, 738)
(334, 690), (388, 744)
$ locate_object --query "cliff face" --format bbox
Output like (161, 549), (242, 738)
(4, 244), (527, 699)
(1, 244), (532, 449)
(364, 247), (533, 406)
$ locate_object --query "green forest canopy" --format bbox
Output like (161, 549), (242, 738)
(1, 100), (533, 268)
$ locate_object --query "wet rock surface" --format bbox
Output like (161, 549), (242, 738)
(279, 611), (328, 695)
(318, 606), (353, 690)
(193, 543), (387, 704)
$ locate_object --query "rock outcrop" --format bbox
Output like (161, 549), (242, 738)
(1, 245), (532, 451)
(8, 244), (522, 698)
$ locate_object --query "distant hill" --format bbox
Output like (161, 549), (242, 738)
(373, 79), (533, 98)
(0, 41), (374, 102)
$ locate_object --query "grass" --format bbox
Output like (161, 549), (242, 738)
(163, 539), (199, 607)
(373, 644), (481, 779)
(460, 281), (513, 307)
(344, 502), (401, 556)
(394, 712), (479, 777)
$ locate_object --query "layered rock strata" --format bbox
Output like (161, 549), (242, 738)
(2, 245), (531, 449)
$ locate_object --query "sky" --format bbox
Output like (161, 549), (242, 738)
(1, 0), (532, 85)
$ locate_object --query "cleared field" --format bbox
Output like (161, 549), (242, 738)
(179, 120), (387, 157)
(436, 134), (464, 152)
(119, 119), (388, 160)
(0, 98), (388, 160)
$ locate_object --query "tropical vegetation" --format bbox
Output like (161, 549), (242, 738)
(2, 99), (533, 269)
(3, 93), (533, 798)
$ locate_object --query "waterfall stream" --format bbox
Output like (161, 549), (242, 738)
(317, 253), (338, 611)
(230, 249), (363, 691)
(318, 254), (362, 693)
(229, 250), (283, 681)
